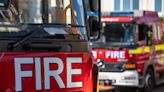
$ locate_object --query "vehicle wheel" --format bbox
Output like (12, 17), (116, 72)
(138, 69), (155, 92)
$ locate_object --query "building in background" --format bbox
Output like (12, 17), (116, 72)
(101, 0), (164, 17)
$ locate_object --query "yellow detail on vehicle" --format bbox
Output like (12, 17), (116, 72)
(129, 47), (144, 54)
(129, 46), (150, 54)
(155, 44), (164, 51)
(129, 44), (164, 54)
(144, 46), (150, 53)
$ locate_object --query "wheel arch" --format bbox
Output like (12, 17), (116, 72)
(144, 64), (156, 86)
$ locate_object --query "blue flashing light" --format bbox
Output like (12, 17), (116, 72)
(87, 11), (99, 16)
(110, 11), (134, 16)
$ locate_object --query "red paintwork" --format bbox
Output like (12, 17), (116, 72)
(0, 52), (93, 92)
(101, 16), (133, 22)
(101, 11), (160, 24)
(97, 11), (164, 74)
(136, 17), (160, 24)
(92, 49), (130, 62)
(92, 48), (150, 73)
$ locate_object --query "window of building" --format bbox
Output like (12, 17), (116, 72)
(133, 0), (139, 10)
(123, 0), (131, 10)
(114, 0), (139, 11)
(155, 0), (162, 12)
(114, 0), (120, 11)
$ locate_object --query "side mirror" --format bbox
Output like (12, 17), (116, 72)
(0, 0), (11, 10)
(96, 59), (105, 68)
(89, 16), (101, 40)
(89, 0), (99, 12)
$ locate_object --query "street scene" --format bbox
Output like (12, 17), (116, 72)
(0, 0), (164, 92)
(153, 84), (164, 92)
(100, 84), (164, 92)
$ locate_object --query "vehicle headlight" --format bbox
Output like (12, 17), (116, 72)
(121, 76), (136, 80)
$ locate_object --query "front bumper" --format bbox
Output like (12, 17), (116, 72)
(99, 70), (139, 87)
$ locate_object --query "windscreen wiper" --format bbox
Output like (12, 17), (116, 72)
(7, 23), (81, 51)
(7, 26), (42, 51)
(40, 23), (85, 28)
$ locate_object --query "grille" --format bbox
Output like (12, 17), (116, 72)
(100, 62), (125, 72)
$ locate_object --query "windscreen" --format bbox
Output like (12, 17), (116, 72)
(90, 22), (135, 48)
(5, 0), (85, 25)
(104, 23), (134, 43)
(0, 0), (9, 6)
(0, 0), (87, 39)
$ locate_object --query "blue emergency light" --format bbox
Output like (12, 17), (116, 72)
(110, 11), (134, 16)
(87, 11), (99, 16)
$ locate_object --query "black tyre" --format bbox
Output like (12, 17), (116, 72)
(138, 68), (155, 92)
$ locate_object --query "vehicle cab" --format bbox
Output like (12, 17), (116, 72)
(91, 11), (164, 92)
(0, 0), (100, 92)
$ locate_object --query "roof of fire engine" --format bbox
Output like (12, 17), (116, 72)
(101, 11), (161, 24)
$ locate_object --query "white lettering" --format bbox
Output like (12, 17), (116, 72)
(35, 58), (42, 90)
(101, 18), (119, 22)
(120, 51), (125, 58)
(92, 51), (97, 58)
(67, 58), (82, 88)
(14, 57), (83, 91)
(44, 58), (65, 89)
(106, 51), (110, 58)
(113, 51), (119, 58)
(106, 51), (125, 59)
(14, 58), (33, 91)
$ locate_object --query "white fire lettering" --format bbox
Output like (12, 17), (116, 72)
(14, 57), (82, 91)
(14, 58), (33, 91)
(106, 51), (125, 59)
(101, 18), (119, 22)
(92, 51), (97, 58)
(67, 58), (82, 88)
(44, 58), (65, 89)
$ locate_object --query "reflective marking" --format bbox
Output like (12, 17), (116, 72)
(129, 44), (164, 54)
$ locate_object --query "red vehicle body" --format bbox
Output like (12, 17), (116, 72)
(91, 11), (164, 92)
(0, 0), (100, 92)
(0, 52), (94, 92)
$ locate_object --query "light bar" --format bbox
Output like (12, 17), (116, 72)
(87, 11), (99, 16)
(110, 11), (134, 16)
(101, 11), (144, 17)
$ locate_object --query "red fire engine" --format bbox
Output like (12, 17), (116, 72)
(0, 0), (101, 92)
(91, 11), (164, 92)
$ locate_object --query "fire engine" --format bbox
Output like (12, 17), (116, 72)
(91, 11), (164, 92)
(0, 0), (101, 92)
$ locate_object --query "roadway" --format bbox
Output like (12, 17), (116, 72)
(153, 84), (164, 92)
(100, 84), (164, 92)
